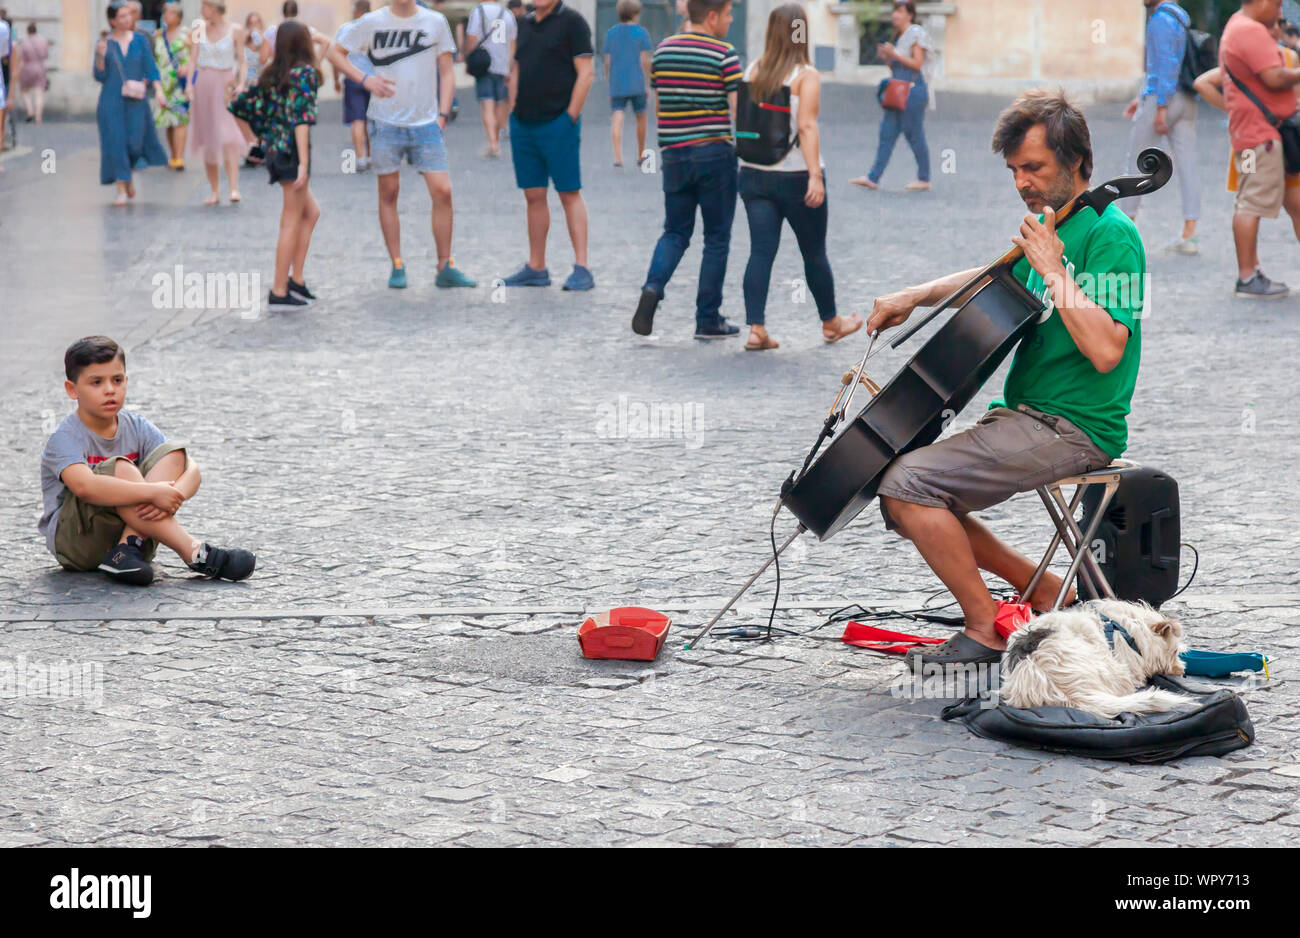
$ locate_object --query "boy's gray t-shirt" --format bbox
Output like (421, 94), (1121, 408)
(38, 411), (168, 554)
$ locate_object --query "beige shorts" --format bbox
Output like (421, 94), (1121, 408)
(877, 406), (1110, 529)
(1233, 139), (1285, 218)
(53, 442), (187, 572)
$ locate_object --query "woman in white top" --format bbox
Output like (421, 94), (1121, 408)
(244, 12), (266, 84)
(739, 3), (863, 351)
(851, 0), (932, 191)
(186, 0), (249, 204)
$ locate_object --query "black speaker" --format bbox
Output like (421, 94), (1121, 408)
(1076, 466), (1180, 608)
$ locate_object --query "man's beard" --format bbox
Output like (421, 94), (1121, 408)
(1019, 167), (1076, 212)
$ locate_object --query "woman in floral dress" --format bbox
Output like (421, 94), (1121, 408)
(228, 21), (322, 309)
(153, 2), (190, 169)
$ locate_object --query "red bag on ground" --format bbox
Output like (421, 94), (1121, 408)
(841, 621), (947, 655)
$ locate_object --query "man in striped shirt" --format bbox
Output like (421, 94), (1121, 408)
(631, 0), (743, 339)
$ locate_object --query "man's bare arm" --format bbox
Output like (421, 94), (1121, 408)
(1044, 274), (1130, 374)
(438, 51), (455, 119)
(1256, 64), (1300, 91)
(866, 267), (986, 335)
(1194, 67), (1225, 111)
(567, 55), (594, 118)
(326, 42), (396, 95)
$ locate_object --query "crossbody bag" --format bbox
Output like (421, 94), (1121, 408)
(1224, 62), (1300, 174)
(110, 38), (147, 99)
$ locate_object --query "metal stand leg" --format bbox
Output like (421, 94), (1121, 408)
(684, 525), (806, 651)
(1048, 482), (1119, 604)
(1023, 479), (1120, 612)
(1023, 485), (1073, 601)
(1041, 485), (1105, 604)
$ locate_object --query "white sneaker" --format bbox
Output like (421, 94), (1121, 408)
(1163, 235), (1198, 255)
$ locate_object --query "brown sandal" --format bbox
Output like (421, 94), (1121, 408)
(822, 313), (864, 344)
(745, 332), (780, 351)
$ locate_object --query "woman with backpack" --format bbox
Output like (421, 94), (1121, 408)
(738, 3), (862, 351)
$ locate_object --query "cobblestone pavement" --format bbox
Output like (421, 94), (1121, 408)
(1, 86), (1297, 846)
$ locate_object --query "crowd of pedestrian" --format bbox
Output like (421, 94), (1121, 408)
(0, 6), (54, 166)
(22, 0), (1300, 327)
(1118, 0), (1300, 300)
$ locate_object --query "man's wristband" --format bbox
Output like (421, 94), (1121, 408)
(440, 112), (451, 120)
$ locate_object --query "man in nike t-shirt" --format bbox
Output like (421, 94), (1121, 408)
(328, 0), (479, 290)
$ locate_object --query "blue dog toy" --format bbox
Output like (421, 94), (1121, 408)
(1180, 650), (1270, 679)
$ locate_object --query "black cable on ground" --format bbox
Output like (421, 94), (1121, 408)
(1169, 542), (1199, 600)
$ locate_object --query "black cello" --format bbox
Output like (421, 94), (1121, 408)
(685, 147), (1172, 650)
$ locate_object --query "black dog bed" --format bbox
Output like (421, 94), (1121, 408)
(941, 675), (1254, 764)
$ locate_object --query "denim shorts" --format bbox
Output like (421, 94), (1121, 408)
(342, 78), (370, 124)
(369, 119), (449, 175)
(611, 93), (646, 114)
(510, 112), (582, 192)
(475, 72), (508, 102)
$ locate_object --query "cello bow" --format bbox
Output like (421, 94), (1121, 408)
(888, 146), (1173, 350)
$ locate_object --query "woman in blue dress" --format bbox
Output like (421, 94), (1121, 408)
(94, 2), (169, 205)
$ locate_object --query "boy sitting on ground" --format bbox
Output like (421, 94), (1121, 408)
(38, 336), (256, 586)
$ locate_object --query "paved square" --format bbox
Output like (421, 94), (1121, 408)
(1, 86), (1297, 846)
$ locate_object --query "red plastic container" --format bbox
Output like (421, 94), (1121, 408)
(994, 599), (1034, 639)
(577, 607), (672, 661)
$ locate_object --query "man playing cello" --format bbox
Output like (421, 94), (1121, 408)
(865, 90), (1147, 666)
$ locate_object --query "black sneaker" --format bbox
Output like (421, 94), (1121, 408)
(99, 535), (154, 586)
(694, 318), (741, 340)
(268, 290), (311, 309)
(188, 543), (257, 581)
(288, 278), (316, 301)
(632, 287), (660, 336)
(1234, 270), (1288, 299)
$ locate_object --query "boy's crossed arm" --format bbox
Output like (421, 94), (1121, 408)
(61, 453), (201, 521)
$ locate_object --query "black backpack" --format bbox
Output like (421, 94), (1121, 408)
(466, 3), (507, 79)
(1156, 5), (1218, 95)
(735, 80), (799, 166)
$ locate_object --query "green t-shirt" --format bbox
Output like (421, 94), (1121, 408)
(997, 201), (1145, 458)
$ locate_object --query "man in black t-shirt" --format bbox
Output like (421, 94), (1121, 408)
(503, 0), (595, 291)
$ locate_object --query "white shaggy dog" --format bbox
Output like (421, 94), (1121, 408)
(1000, 599), (1189, 717)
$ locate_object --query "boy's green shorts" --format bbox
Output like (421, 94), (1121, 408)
(53, 443), (187, 572)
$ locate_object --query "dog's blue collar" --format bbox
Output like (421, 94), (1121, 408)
(1100, 614), (1140, 654)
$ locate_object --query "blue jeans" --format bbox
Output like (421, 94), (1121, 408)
(739, 167), (835, 326)
(869, 78), (930, 183)
(642, 142), (738, 328)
